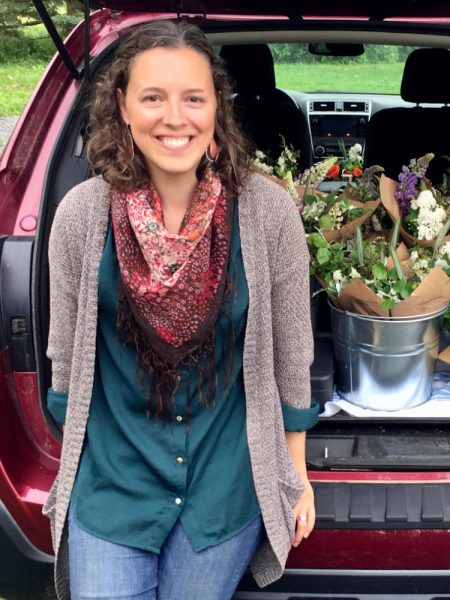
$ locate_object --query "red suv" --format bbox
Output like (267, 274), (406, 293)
(2, 1), (450, 598)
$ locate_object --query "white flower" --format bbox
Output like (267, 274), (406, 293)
(302, 200), (327, 221)
(349, 143), (362, 155)
(438, 242), (450, 260)
(411, 257), (431, 280)
(411, 192), (448, 240)
(253, 157), (274, 175)
(350, 267), (361, 278)
(348, 143), (362, 162)
(371, 214), (382, 232)
(255, 150), (266, 160)
(332, 270), (347, 294)
(411, 189), (436, 211)
(277, 155), (286, 168)
(436, 258), (450, 270)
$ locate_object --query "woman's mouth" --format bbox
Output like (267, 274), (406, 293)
(158, 136), (192, 149)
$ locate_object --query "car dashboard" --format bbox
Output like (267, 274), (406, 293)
(287, 91), (418, 161)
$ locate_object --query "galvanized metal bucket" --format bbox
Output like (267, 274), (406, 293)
(330, 302), (447, 411)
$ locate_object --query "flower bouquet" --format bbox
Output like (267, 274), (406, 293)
(380, 153), (450, 248)
(252, 138), (303, 202)
(253, 138), (383, 242)
(300, 162), (383, 242)
(309, 218), (450, 318)
(324, 141), (364, 182)
(310, 218), (450, 409)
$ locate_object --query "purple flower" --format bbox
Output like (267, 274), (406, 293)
(409, 153), (434, 179)
(394, 166), (418, 214)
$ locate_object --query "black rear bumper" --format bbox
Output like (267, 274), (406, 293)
(234, 569), (450, 599)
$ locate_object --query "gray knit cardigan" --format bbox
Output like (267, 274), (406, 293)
(43, 172), (313, 599)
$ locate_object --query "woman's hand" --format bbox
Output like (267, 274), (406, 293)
(292, 481), (315, 547)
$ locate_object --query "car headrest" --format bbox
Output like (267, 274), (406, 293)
(219, 44), (276, 95)
(401, 48), (450, 104)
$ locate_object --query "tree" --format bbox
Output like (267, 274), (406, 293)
(0, 1), (83, 33)
(66, 0), (84, 14)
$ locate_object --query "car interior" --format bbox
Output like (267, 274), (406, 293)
(33, 21), (450, 472)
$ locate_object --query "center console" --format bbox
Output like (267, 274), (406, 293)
(308, 99), (371, 158)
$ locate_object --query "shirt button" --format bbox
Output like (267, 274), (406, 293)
(175, 497), (182, 505)
(176, 456), (184, 464)
(176, 415), (183, 422)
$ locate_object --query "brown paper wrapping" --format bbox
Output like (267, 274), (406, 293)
(328, 266), (449, 319)
(390, 267), (450, 317)
(256, 169), (305, 205)
(322, 198), (381, 242)
(380, 174), (450, 248)
(333, 278), (390, 316)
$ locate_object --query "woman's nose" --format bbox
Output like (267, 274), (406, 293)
(163, 99), (186, 126)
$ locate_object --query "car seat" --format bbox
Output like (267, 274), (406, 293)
(364, 48), (450, 184)
(219, 44), (313, 170)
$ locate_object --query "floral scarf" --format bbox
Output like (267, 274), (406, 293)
(110, 169), (233, 367)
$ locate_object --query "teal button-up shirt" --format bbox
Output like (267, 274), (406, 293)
(48, 205), (319, 553)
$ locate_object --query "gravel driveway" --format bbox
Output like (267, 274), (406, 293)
(0, 116), (19, 153)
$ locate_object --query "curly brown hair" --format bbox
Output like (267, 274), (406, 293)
(87, 19), (252, 194)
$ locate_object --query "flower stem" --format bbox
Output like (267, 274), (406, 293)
(390, 217), (404, 280)
(433, 216), (450, 259)
(356, 226), (364, 266)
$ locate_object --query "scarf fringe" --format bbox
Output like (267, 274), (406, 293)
(116, 266), (237, 422)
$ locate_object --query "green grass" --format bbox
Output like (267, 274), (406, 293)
(275, 61), (405, 95)
(0, 22), (69, 116)
(0, 60), (49, 116)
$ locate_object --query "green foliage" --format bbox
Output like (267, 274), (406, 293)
(0, 1), (83, 64)
(0, 1), (61, 31)
(0, 33), (55, 63)
(270, 43), (418, 65)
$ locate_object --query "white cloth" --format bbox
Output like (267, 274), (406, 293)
(321, 371), (450, 418)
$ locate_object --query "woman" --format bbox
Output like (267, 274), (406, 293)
(44, 19), (319, 600)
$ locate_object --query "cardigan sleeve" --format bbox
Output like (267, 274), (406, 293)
(271, 196), (316, 420)
(282, 399), (320, 431)
(46, 195), (82, 396)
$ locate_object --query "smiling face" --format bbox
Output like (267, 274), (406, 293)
(118, 46), (217, 189)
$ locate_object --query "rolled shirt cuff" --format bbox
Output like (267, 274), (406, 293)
(47, 387), (68, 425)
(282, 399), (320, 432)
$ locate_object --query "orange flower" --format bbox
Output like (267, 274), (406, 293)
(352, 167), (363, 177)
(327, 164), (341, 178)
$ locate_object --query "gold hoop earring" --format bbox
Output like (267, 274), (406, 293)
(126, 124), (135, 160)
(205, 138), (219, 163)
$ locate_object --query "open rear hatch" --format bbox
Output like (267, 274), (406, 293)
(31, 0), (450, 453)
(31, 0), (450, 82)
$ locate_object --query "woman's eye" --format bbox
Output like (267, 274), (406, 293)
(143, 95), (160, 102)
(187, 96), (204, 103)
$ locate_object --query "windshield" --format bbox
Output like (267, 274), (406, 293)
(269, 44), (420, 94)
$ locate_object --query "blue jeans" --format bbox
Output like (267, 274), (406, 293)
(68, 511), (264, 599)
